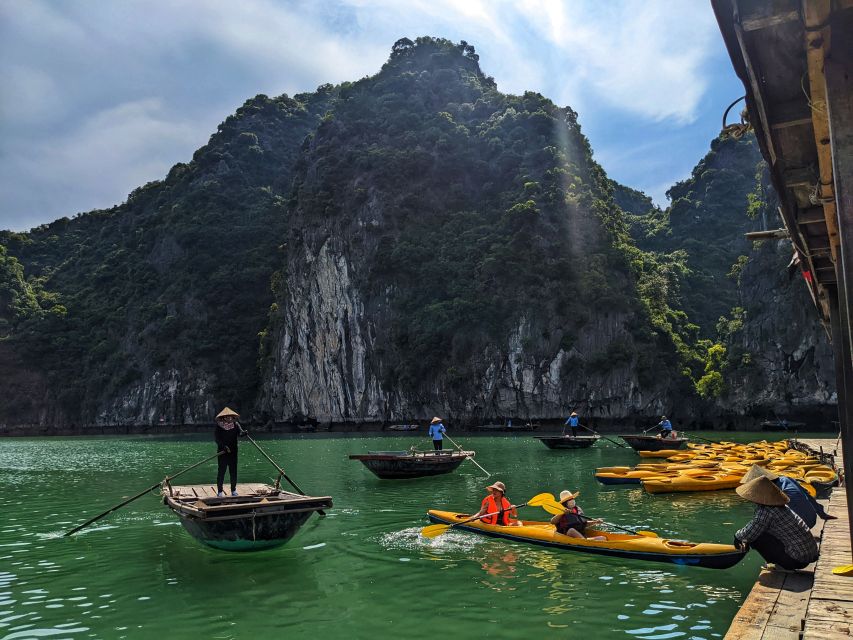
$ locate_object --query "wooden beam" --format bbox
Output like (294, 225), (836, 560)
(825, 5), (853, 556)
(739, 0), (800, 32)
(803, 0), (840, 262)
(799, 206), (829, 224)
(746, 228), (789, 240)
(784, 166), (817, 188)
(770, 97), (815, 130)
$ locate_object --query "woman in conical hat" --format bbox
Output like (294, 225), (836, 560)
(733, 476), (818, 570)
(214, 407), (245, 498)
(739, 465), (835, 528)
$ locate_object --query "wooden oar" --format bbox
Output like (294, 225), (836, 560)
(444, 434), (492, 477)
(537, 497), (659, 537)
(688, 433), (723, 445)
(421, 492), (555, 538)
(238, 425), (326, 516)
(579, 423), (629, 449)
(64, 448), (228, 537)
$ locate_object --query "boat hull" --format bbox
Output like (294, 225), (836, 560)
(163, 484), (332, 552)
(349, 451), (472, 479)
(426, 510), (746, 569)
(535, 436), (599, 449)
(619, 435), (689, 451)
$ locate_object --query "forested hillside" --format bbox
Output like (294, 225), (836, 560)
(0, 37), (835, 431)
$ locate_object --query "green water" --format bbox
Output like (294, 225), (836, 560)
(0, 432), (815, 639)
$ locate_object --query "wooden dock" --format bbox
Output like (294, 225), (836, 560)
(725, 438), (852, 639)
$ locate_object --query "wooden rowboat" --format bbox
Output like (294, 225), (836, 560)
(619, 435), (689, 451)
(162, 483), (332, 551)
(535, 435), (600, 449)
(349, 449), (473, 479)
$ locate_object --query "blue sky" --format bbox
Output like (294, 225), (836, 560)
(0, 0), (745, 232)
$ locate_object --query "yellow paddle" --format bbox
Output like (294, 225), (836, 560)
(421, 492), (555, 539)
(832, 564), (853, 576)
(538, 497), (659, 538)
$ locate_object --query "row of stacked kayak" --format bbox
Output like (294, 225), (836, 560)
(595, 439), (839, 495)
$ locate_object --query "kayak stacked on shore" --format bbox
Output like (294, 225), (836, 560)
(594, 439), (839, 495)
(425, 510), (747, 569)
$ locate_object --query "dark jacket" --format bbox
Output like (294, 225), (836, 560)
(215, 423), (242, 453)
(551, 506), (587, 534)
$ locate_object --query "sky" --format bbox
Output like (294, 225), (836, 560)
(0, 0), (746, 232)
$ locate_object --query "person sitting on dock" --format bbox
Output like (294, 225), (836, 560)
(657, 416), (673, 438)
(475, 481), (523, 527)
(733, 476), (818, 571)
(565, 412), (580, 437)
(740, 465), (836, 529)
(429, 417), (446, 451)
(550, 490), (606, 541)
(214, 407), (246, 497)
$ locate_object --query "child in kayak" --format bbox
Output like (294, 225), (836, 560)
(551, 490), (606, 540)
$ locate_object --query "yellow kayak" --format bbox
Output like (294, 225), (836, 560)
(642, 473), (744, 494)
(426, 510), (746, 569)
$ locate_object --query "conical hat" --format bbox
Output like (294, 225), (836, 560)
(740, 464), (778, 484)
(735, 476), (789, 506)
(559, 490), (580, 503)
(216, 407), (240, 419)
(430, 417), (443, 424)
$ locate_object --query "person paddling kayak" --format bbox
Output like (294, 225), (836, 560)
(474, 481), (522, 527)
(550, 490), (606, 541)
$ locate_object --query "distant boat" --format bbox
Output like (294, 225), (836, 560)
(760, 420), (806, 431)
(348, 449), (474, 479)
(386, 424), (420, 431)
(619, 435), (689, 451)
(535, 435), (600, 449)
(162, 483), (332, 551)
(472, 423), (537, 432)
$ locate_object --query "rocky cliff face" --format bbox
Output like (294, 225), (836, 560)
(720, 239), (836, 417)
(0, 38), (837, 432)
(256, 38), (680, 425)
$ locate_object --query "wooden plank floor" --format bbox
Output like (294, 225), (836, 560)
(724, 438), (852, 640)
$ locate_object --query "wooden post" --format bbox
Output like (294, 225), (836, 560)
(825, 7), (853, 557)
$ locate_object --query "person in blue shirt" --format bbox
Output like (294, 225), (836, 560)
(657, 415), (673, 438)
(564, 412), (580, 437)
(428, 417), (446, 451)
(739, 465), (836, 528)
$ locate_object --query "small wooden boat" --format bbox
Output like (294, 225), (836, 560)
(535, 435), (599, 449)
(386, 424), (420, 431)
(619, 435), (689, 451)
(426, 510), (746, 569)
(472, 423), (536, 432)
(349, 449), (474, 479)
(162, 483), (332, 551)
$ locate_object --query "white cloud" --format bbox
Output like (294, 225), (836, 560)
(0, 0), (727, 230)
(516, 0), (717, 123)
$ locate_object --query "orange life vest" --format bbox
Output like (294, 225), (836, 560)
(480, 495), (515, 525)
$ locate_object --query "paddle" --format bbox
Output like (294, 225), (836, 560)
(238, 423), (326, 516)
(65, 448), (228, 537)
(421, 492), (555, 538)
(579, 423), (629, 449)
(444, 434), (492, 477)
(688, 433), (723, 445)
(537, 497), (659, 537)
